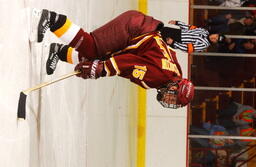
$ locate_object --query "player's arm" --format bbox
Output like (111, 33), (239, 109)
(103, 53), (152, 89)
(74, 60), (106, 79)
(74, 53), (148, 85)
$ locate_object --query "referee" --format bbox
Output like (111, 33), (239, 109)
(160, 20), (225, 53)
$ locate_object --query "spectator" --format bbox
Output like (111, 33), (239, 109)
(233, 105), (256, 126)
(192, 149), (217, 167)
(242, 0), (256, 18)
(190, 122), (235, 149)
(218, 38), (255, 53)
(241, 39), (256, 53)
(217, 101), (256, 133)
(235, 125), (256, 148)
(206, 14), (255, 35)
(190, 122), (233, 167)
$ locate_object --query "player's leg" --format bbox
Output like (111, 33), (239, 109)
(45, 43), (84, 75)
(32, 8), (98, 59)
(33, 8), (77, 44)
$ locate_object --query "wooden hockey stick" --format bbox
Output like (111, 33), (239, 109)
(17, 71), (80, 120)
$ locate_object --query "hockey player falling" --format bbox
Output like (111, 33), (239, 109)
(32, 8), (194, 109)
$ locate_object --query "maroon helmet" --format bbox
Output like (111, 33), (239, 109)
(157, 78), (194, 109)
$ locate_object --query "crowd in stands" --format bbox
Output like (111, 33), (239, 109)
(189, 1), (256, 166)
(190, 100), (256, 166)
(202, 0), (256, 54)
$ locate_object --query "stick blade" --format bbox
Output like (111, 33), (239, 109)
(17, 92), (27, 119)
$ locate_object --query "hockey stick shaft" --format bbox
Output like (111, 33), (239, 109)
(23, 71), (80, 94)
(17, 71), (80, 119)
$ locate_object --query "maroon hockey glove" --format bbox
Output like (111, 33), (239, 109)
(75, 60), (104, 79)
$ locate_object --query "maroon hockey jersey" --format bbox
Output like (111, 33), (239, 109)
(103, 32), (183, 89)
(91, 10), (163, 59)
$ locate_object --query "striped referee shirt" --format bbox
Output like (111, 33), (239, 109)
(173, 21), (210, 53)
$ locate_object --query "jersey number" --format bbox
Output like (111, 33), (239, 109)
(132, 65), (147, 80)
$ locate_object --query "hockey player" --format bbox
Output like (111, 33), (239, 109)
(32, 9), (195, 109)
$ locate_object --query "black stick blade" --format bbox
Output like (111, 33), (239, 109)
(17, 92), (27, 119)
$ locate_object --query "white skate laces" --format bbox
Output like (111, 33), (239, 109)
(37, 9), (51, 42)
(46, 43), (60, 75)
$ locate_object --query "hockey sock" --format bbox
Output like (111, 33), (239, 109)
(58, 45), (79, 64)
(49, 12), (67, 32)
(49, 11), (81, 45)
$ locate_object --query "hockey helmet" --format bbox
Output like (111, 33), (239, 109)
(156, 78), (194, 109)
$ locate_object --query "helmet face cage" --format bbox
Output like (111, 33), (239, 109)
(156, 82), (182, 109)
(158, 100), (182, 109)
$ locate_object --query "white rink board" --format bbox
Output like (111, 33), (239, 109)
(147, 0), (189, 167)
(0, 0), (189, 167)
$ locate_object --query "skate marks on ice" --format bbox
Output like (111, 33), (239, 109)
(15, 8), (45, 120)
(0, 4), (32, 167)
(17, 70), (80, 119)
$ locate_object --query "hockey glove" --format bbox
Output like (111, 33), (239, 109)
(75, 60), (104, 79)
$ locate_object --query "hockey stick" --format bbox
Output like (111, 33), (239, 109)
(17, 71), (80, 120)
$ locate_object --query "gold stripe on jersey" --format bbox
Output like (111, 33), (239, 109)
(104, 61), (111, 76)
(54, 19), (72, 37)
(110, 57), (120, 75)
(124, 34), (153, 50)
(154, 36), (172, 61)
(110, 34), (153, 56)
(141, 81), (150, 89)
(67, 47), (73, 64)
(131, 32), (151, 41)
(167, 45), (175, 52)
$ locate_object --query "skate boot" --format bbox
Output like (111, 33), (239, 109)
(30, 8), (51, 42)
(37, 9), (51, 42)
(46, 43), (63, 75)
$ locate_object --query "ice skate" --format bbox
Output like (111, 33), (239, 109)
(37, 9), (51, 42)
(46, 43), (63, 75)
(30, 8), (51, 42)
